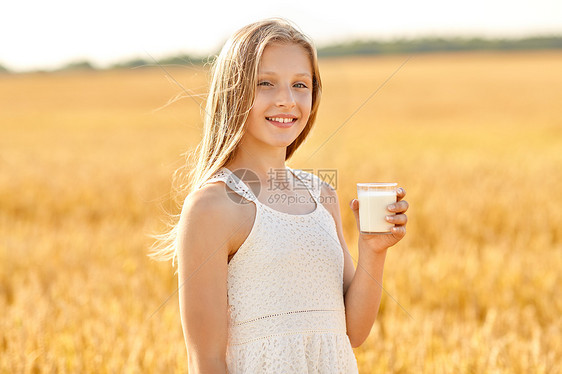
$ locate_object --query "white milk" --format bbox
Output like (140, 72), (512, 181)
(357, 190), (397, 233)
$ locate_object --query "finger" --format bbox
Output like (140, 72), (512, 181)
(391, 225), (406, 239)
(386, 213), (407, 225)
(388, 200), (409, 213)
(349, 199), (361, 231)
(396, 187), (406, 202)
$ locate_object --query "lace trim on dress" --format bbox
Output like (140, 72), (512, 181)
(234, 308), (344, 326)
(229, 309), (348, 346)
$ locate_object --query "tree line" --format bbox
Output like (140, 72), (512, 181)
(1, 35), (560, 74)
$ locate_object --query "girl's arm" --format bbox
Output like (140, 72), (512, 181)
(176, 185), (236, 373)
(321, 184), (408, 348)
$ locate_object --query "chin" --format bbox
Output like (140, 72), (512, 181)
(269, 135), (300, 148)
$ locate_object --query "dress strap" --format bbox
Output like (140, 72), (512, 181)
(287, 167), (324, 206)
(202, 167), (259, 203)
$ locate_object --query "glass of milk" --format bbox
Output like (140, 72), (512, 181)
(356, 183), (398, 234)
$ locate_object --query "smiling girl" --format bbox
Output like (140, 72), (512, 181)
(152, 18), (409, 373)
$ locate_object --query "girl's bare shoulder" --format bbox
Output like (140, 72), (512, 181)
(179, 182), (255, 253)
(182, 182), (249, 222)
(318, 178), (339, 212)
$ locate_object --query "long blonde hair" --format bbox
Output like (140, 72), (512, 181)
(149, 18), (322, 264)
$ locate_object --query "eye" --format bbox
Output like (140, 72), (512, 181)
(293, 83), (308, 89)
(258, 81), (273, 87)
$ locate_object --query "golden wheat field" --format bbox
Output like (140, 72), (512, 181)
(1, 50), (561, 373)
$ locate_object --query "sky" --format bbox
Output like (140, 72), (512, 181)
(1, 0), (561, 72)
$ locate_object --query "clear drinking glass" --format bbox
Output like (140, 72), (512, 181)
(356, 183), (398, 234)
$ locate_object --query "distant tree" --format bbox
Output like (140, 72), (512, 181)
(110, 58), (150, 69)
(60, 60), (96, 71)
(0, 63), (10, 74)
(157, 54), (208, 66)
(109, 54), (211, 70)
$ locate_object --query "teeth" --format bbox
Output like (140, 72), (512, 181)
(268, 117), (295, 123)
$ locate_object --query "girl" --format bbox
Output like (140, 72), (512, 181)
(153, 18), (409, 373)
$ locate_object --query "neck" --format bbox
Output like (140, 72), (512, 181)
(225, 143), (289, 183)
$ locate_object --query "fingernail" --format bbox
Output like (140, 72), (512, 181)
(388, 204), (395, 211)
(385, 215), (392, 222)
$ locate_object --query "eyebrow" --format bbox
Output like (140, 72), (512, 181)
(259, 71), (312, 79)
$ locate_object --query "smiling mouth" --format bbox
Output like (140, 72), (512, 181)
(266, 117), (297, 124)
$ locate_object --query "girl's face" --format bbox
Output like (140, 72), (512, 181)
(243, 42), (313, 151)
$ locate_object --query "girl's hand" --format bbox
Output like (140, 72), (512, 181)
(350, 187), (409, 253)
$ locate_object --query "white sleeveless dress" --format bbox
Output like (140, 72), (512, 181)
(202, 166), (359, 374)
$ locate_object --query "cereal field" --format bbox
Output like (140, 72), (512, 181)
(1, 51), (561, 373)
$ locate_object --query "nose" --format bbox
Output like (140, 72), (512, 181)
(275, 84), (296, 108)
